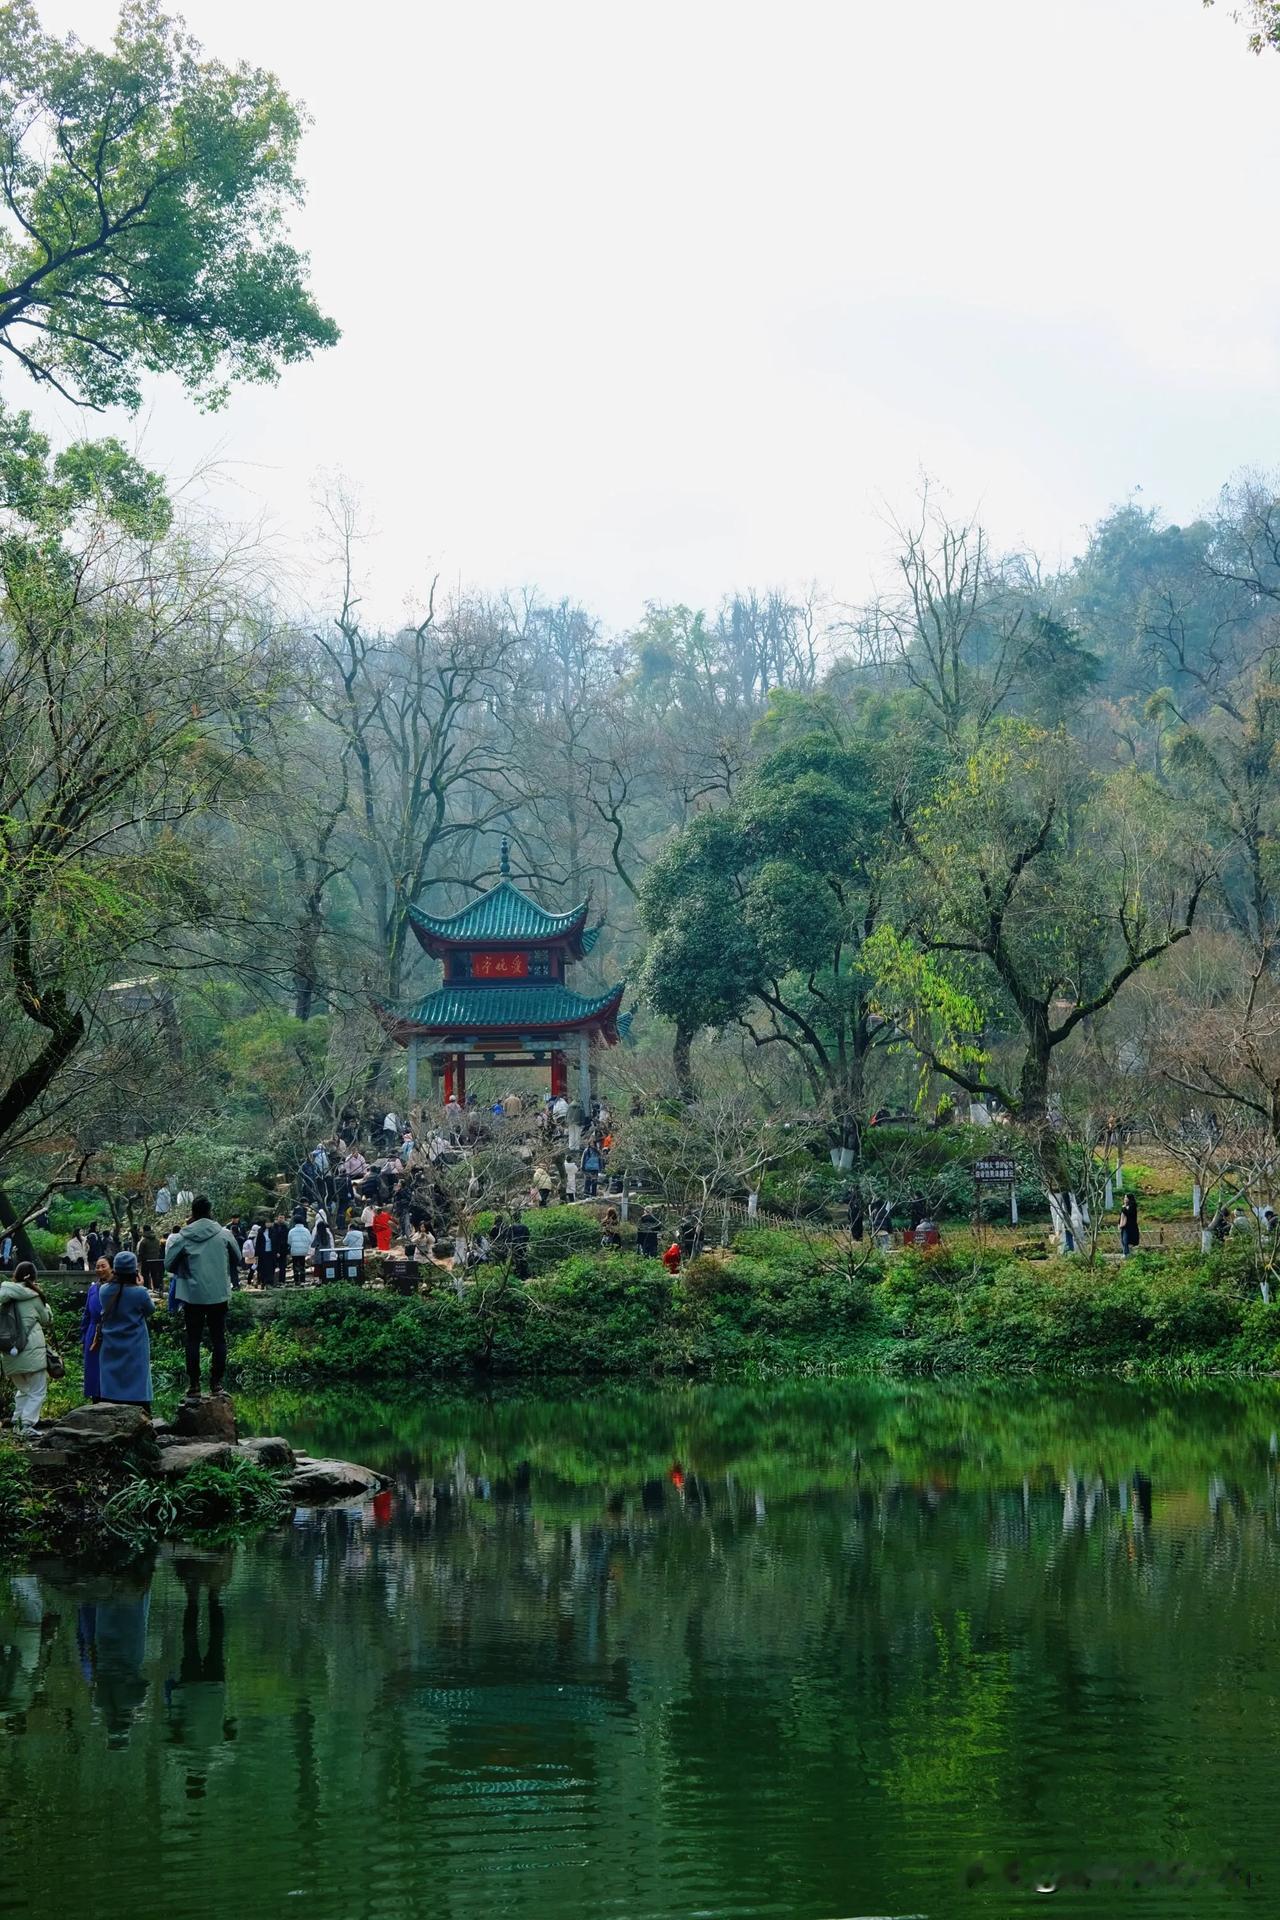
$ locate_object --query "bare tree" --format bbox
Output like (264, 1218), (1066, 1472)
(856, 488), (1041, 745)
(312, 488), (528, 1000)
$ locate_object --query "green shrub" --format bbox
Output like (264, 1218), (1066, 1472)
(101, 1455), (288, 1546)
(0, 1441), (42, 1550)
(729, 1225), (834, 1267)
(680, 1253), (739, 1300)
(208, 1240), (1280, 1385)
(525, 1206), (603, 1269)
(759, 1158), (846, 1217)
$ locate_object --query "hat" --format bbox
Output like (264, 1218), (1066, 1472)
(112, 1250), (138, 1277)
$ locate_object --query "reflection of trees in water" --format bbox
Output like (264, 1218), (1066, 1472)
(237, 1374), (1280, 1505)
(3, 1382), (1280, 1916)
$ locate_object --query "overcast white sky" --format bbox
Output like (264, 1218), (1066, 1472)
(26, 0), (1280, 628)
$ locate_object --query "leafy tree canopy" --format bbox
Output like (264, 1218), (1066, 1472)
(0, 0), (338, 409)
(637, 706), (903, 1134)
(1205, 1), (1280, 54)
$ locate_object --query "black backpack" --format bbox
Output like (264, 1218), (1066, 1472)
(0, 1293), (31, 1357)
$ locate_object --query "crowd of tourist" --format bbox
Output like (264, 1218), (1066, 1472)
(0, 1193), (239, 1434)
(6, 1093), (1263, 1443)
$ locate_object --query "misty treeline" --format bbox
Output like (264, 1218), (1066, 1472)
(6, 415), (1280, 1201)
(4, 0), (1280, 1225)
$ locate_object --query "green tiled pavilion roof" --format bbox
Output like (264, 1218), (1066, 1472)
(407, 879), (588, 949)
(393, 981), (625, 1035)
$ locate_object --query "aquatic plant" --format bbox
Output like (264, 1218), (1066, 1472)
(100, 1455), (288, 1547)
(0, 1440), (42, 1549)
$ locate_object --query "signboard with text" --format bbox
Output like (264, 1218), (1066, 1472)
(972, 1156), (1017, 1184)
(470, 951), (529, 980)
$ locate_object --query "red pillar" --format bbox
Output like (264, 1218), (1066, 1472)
(456, 1054), (467, 1105)
(443, 1061), (454, 1104)
(550, 1050), (567, 1099)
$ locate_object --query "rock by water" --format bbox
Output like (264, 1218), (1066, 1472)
(240, 1436), (296, 1471)
(22, 1399), (382, 1516)
(286, 1456), (384, 1503)
(28, 1404), (159, 1472)
(154, 1440), (239, 1477)
(171, 1396), (239, 1444)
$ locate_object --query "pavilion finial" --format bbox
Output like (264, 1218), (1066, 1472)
(499, 836), (511, 877)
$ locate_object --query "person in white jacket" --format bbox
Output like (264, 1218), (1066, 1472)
(287, 1216), (312, 1285)
(0, 1263), (53, 1431)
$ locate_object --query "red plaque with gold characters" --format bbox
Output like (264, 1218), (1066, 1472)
(470, 951), (529, 980)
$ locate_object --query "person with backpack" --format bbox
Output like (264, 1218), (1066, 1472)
(97, 1252), (155, 1413)
(136, 1225), (164, 1292)
(164, 1196), (240, 1400)
(0, 1261), (53, 1432)
(581, 1142), (603, 1198)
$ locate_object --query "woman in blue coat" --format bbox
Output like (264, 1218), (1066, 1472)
(98, 1251), (154, 1412)
(81, 1256), (109, 1401)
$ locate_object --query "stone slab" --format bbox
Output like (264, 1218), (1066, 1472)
(287, 1455), (385, 1504)
(239, 1436), (296, 1471)
(154, 1441), (238, 1476)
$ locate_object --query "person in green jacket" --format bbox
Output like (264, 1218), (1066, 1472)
(163, 1196), (240, 1399)
(0, 1262), (53, 1431)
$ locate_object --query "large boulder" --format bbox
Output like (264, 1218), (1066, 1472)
(154, 1440), (238, 1477)
(29, 1403), (159, 1471)
(239, 1436), (296, 1471)
(287, 1455), (384, 1504)
(172, 1396), (238, 1444)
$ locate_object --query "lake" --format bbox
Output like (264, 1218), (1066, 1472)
(2, 1378), (1279, 1918)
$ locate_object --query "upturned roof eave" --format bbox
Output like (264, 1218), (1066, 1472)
(376, 981), (625, 1047)
(405, 881), (590, 951)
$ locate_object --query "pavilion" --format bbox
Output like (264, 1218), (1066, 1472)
(377, 842), (627, 1109)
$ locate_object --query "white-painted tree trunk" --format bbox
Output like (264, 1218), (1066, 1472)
(1048, 1192), (1073, 1253)
(1192, 1182), (1202, 1219)
(1010, 1190), (1018, 1225)
(1201, 1228), (1213, 1255)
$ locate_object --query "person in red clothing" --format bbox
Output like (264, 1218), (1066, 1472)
(661, 1242), (681, 1274)
(372, 1207), (394, 1253)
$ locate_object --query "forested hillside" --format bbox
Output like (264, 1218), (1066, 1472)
(4, 438), (1280, 1215)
